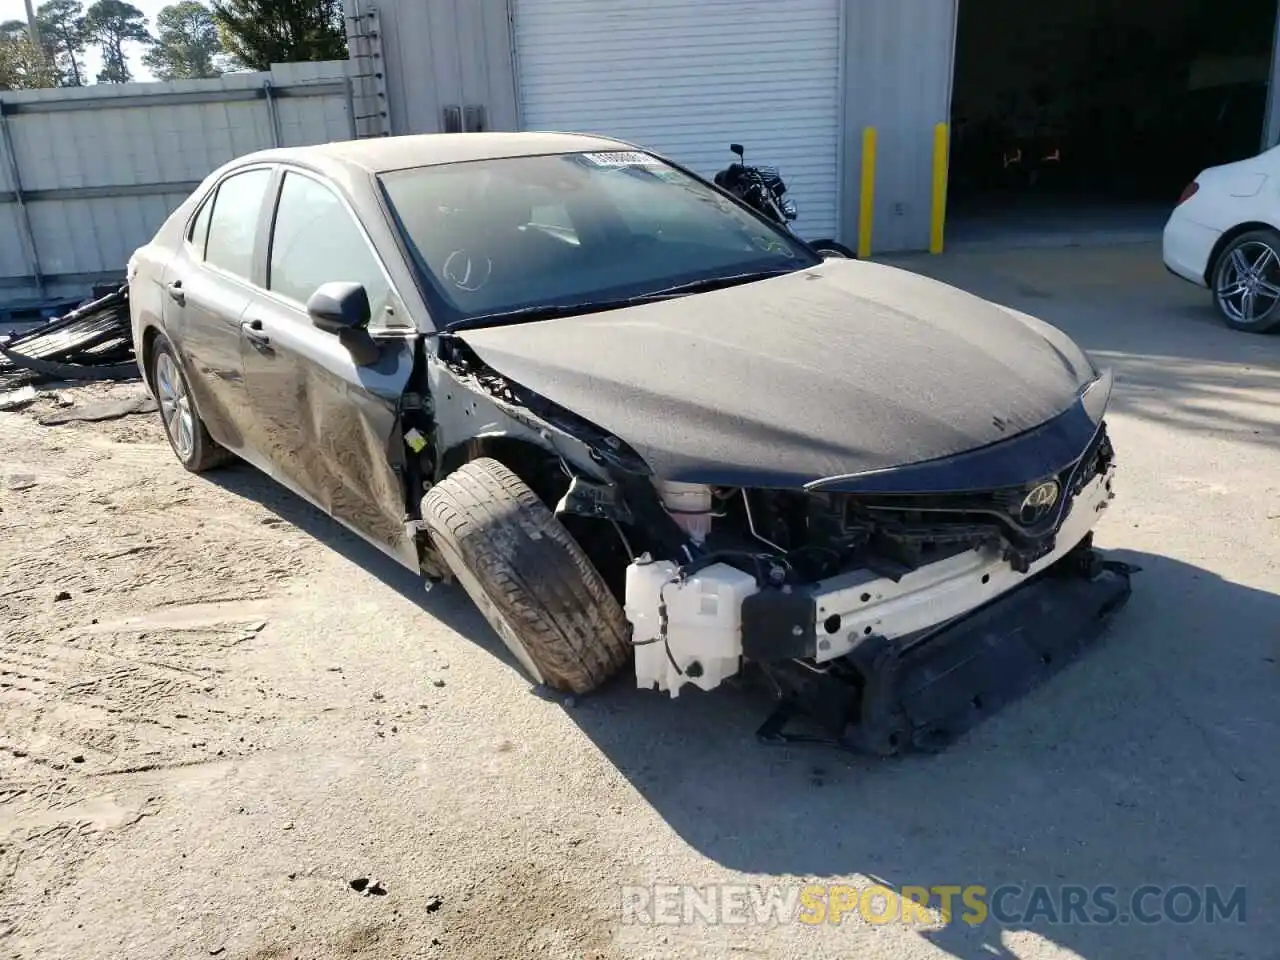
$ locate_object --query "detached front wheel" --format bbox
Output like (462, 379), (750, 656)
(422, 458), (631, 694)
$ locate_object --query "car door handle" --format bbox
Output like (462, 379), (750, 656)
(167, 281), (185, 306)
(241, 318), (270, 347)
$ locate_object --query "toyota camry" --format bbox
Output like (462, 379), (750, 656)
(128, 132), (1133, 754)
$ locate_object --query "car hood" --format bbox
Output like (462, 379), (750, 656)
(455, 258), (1100, 489)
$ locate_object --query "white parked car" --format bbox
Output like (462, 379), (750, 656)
(1163, 146), (1280, 333)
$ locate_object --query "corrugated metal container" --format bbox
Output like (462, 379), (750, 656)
(0, 123), (28, 280)
(0, 63), (357, 305)
(356, 0), (518, 135)
(841, 0), (958, 252)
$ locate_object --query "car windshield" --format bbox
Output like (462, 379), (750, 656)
(377, 150), (819, 327)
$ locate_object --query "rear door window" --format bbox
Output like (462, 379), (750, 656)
(204, 168), (273, 281)
(267, 171), (389, 316)
(187, 194), (213, 256)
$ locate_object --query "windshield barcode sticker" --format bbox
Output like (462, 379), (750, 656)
(580, 151), (660, 167)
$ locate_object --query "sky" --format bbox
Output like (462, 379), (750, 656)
(1, 0), (166, 82)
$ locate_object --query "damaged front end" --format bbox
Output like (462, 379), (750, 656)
(754, 534), (1133, 755)
(427, 336), (1134, 755)
(618, 417), (1134, 755)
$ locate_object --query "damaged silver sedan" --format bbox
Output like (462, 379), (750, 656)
(128, 132), (1133, 754)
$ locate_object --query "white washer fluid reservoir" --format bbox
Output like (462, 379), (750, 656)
(624, 556), (760, 697)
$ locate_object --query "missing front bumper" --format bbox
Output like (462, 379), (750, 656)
(754, 542), (1137, 755)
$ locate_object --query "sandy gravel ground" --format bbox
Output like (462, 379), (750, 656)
(1, 244), (1277, 960)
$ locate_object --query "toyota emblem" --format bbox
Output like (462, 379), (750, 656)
(1019, 480), (1060, 523)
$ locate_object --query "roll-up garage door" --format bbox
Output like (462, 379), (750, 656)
(513, 0), (843, 240)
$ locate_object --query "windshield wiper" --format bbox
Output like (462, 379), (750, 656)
(448, 268), (797, 331)
(630, 267), (797, 301)
(448, 298), (639, 331)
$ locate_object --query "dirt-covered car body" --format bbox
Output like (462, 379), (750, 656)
(128, 132), (1130, 754)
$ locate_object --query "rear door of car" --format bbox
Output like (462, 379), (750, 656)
(162, 165), (276, 455)
(238, 166), (419, 565)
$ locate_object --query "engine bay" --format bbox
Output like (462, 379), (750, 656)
(625, 427), (1117, 697)
(655, 422), (1113, 586)
(630, 464), (1117, 697)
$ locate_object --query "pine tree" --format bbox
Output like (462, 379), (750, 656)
(211, 0), (345, 72)
(83, 0), (151, 83)
(0, 28), (59, 89)
(142, 1), (223, 80)
(35, 0), (89, 86)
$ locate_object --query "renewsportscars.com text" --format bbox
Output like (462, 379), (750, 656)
(620, 883), (1247, 928)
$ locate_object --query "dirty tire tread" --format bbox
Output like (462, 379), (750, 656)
(431, 463), (627, 689)
(151, 336), (232, 472)
(422, 458), (631, 695)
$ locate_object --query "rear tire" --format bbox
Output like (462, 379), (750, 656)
(422, 458), (631, 694)
(1211, 230), (1280, 333)
(149, 334), (232, 472)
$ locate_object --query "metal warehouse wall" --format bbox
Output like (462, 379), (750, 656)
(0, 62), (357, 307)
(840, 0), (959, 253)
(344, 0), (517, 136)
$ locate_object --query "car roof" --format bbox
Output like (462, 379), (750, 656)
(235, 131), (639, 177)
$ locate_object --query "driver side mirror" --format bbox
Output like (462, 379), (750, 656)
(306, 281), (370, 334)
(730, 143), (745, 161)
(306, 281), (380, 366)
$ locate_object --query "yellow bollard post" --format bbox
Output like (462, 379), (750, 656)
(857, 127), (877, 259)
(930, 122), (950, 255)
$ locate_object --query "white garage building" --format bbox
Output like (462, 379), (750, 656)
(346, 0), (955, 252)
(345, 0), (1280, 253)
(514, 0), (845, 240)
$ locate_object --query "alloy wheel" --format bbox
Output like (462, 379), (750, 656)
(1217, 241), (1280, 325)
(154, 351), (195, 461)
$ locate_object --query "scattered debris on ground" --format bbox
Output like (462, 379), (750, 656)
(0, 289), (161, 436)
(0, 384), (37, 410)
(1, 381), (161, 444)
(0, 285), (135, 391)
(349, 878), (388, 897)
(37, 392), (158, 425)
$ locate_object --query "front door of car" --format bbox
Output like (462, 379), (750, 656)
(162, 165), (275, 455)
(239, 168), (417, 561)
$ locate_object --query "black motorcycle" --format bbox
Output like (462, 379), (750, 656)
(713, 143), (857, 259)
